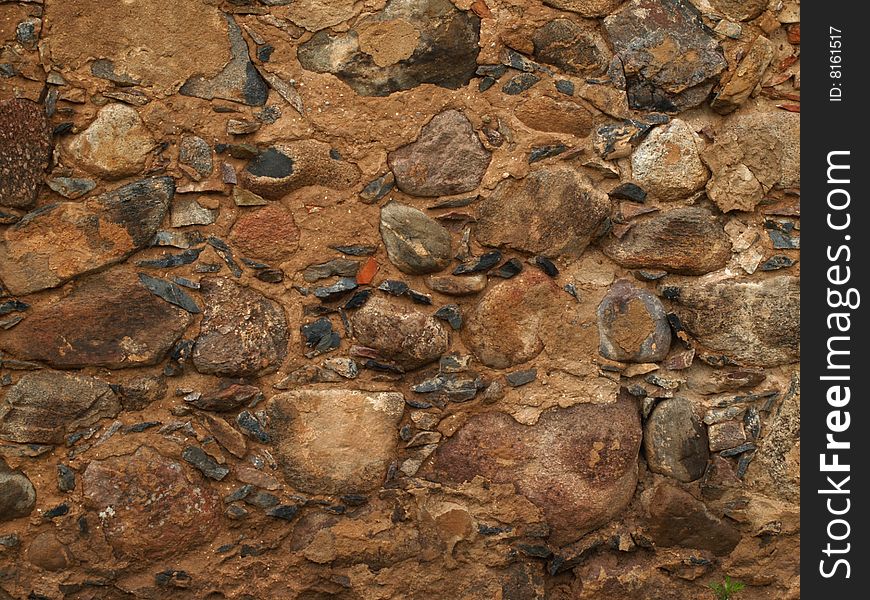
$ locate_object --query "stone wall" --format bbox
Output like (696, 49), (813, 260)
(0, 0), (800, 598)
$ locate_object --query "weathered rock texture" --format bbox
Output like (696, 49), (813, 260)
(0, 0), (801, 598)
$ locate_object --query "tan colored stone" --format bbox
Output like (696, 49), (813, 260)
(267, 389), (405, 494)
(515, 96), (594, 137)
(61, 104), (156, 179)
(358, 19), (420, 67)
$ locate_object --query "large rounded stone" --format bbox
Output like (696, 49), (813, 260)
(668, 275), (800, 367)
(62, 103), (156, 179)
(644, 397), (709, 483)
(380, 202), (452, 275)
(192, 278), (289, 377)
(82, 446), (220, 560)
(0, 270), (192, 369)
(631, 120), (709, 201)
(0, 462), (36, 521)
(26, 532), (70, 572)
(0, 98), (51, 209)
(0, 371), (120, 445)
(464, 270), (559, 369)
(388, 110), (491, 197)
(267, 389), (405, 494)
(351, 297), (448, 370)
(601, 207), (732, 275)
(424, 390), (642, 545)
(476, 166), (610, 258)
(598, 280), (671, 363)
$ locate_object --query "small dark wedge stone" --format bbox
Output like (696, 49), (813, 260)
(491, 258), (523, 279)
(453, 251), (502, 275)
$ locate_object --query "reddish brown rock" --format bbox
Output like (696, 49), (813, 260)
(0, 98), (51, 209)
(388, 110), (491, 197)
(26, 532), (70, 572)
(644, 483), (741, 556)
(229, 204), (300, 264)
(267, 389), (405, 494)
(544, 0), (624, 17)
(239, 140), (360, 200)
(710, 35), (774, 115)
(0, 371), (120, 444)
(82, 446), (221, 560)
(598, 280), (671, 363)
(192, 278), (288, 377)
(476, 166), (610, 258)
(669, 275), (800, 367)
(351, 296), (448, 370)
(0, 177), (174, 295)
(601, 207), (731, 275)
(463, 270), (559, 369)
(0, 270), (192, 369)
(515, 96), (594, 137)
(532, 18), (610, 76)
(424, 391), (642, 545)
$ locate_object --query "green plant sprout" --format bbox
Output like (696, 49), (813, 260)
(709, 576), (745, 600)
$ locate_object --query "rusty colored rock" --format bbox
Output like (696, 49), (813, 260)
(601, 207), (731, 275)
(351, 296), (448, 370)
(544, 0), (625, 17)
(388, 110), (492, 197)
(229, 204), (300, 264)
(82, 446), (221, 560)
(515, 96), (594, 137)
(26, 532), (70, 572)
(463, 270), (559, 369)
(192, 278), (288, 377)
(268, 389), (405, 494)
(711, 35), (774, 114)
(668, 275), (800, 367)
(476, 166), (610, 257)
(0, 98), (51, 209)
(0, 371), (120, 444)
(0, 270), (192, 369)
(532, 18), (610, 76)
(645, 482), (741, 555)
(0, 177), (173, 296)
(424, 390), (642, 545)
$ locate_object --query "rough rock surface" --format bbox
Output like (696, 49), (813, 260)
(351, 296), (448, 369)
(0, 371), (120, 444)
(297, 0), (480, 96)
(82, 446), (221, 560)
(380, 201), (453, 274)
(0, 0), (802, 597)
(476, 166), (610, 257)
(601, 207), (732, 275)
(644, 397), (709, 482)
(0, 270), (192, 368)
(598, 280), (671, 363)
(229, 204), (300, 263)
(464, 270), (559, 369)
(61, 103), (156, 179)
(425, 391), (642, 545)
(268, 389), (405, 494)
(0, 98), (51, 209)
(0, 177), (173, 295)
(630, 119), (708, 201)
(388, 110), (491, 197)
(703, 111), (800, 212)
(192, 278), (288, 376)
(239, 140), (360, 200)
(604, 0), (727, 112)
(668, 276), (800, 366)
